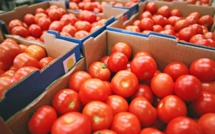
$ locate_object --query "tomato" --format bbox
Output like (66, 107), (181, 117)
(39, 57), (55, 68)
(167, 16), (181, 26)
(198, 15), (214, 29)
(82, 101), (113, 131)
(49, 21), (64, 32)
(79, 10), (97, 23)
(90, 25), (103, 33)
(201, 81), (215, 94)
(152, 15), (167, 27)
(8, 19), (23, 31)
(51, 112), (91, 134)
(93, 129), (117, 134)
(145, 2), (157, 14)
(190, 90), (215, 117)
(178, 27), (196, 42)
(157, 95), (187, 123)
(139, 18), (154, 31)
(13, 53), (40, 69)
(52, 88), (81, 115)
(134, 51), (152, 58)
(174, 19), (189, 32)
(0, 76), (12, 99)
(69, 2), (79, 10)
(186, 14), (199, 25)
(34, 13), (48, 24)
(204, 32), (215, 41)
(189, 34), (205, 43)
(131, 84), (154, 104)
(35, 7), (47, 14)
(37, 17), (52, 31)
(88, 61), (111, 81)
(165, 116), (202, 134)
(25, 44), (46, 61)
(194, 38), (215, 47)
(163, 61), (189, 81)
(111, 42), (132, 59)
(105, 95), (129, 115)
(198, 113), (215, 134)
(140, 11), (152, 19)
(68, 71), (92, 92)
(153, 25), (163, 32)
(111, 112), (141, 134)
(0, 41), (21, 65)
(189, 24), (203, 35)
(170, 9), (182, 17)
(139, 127), (164, 134)
(58, 7), (66, 17)
(189, 58), (215, 82)
(111, 70), (139, 98)
(79, 78), (110, 105)
(24, 13), (35, 26)
(11, 26), (30, 38)
(48, 8), (62, 21)
(1, 69), (15, 77)
(74, 30), (89, 39)
(131, 55), (157, 80)
(129, 97), (157, 127)
(107, 52), (128, 73)
(60, 14), (77, 26)
(28, 105), (57, 134)
(100, 55), (109, 64)
(156, 5), (170, 18)
(61, 24), (77, 36)
(10, 66), (38, 85)
(74, 21), (92, 32)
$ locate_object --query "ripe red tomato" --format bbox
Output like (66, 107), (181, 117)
(131, 55), (157, 80)
(68, 71), (92, 92)
(48, 8), (62, 21)
(134, 51), (152, 58)
(61, 24), (77, 36)
(13, 53), (40, 69)
(25, 45), (46, 61)
(111, 112), (141, 134)
(152, 15), (167, 27)
(79, 78), (110, 105)
(24, 13), (35, 26)
(88, 61), (111, 81)
(60, 14), (77, 26)
(105, 95), (129, 115)
(107, 52), (128, 73)
(74, 30), (89, 39)
(198, 15), (214, 29)
(111, 70), (139, 98)
(156, 5), (170, 18)
(167, 16), (181, 26)
(11, 26), (30, 38)
(39, 57), (55, 68)
(140, 11), (152, 19)
(189, 58), (215, 82)
(37, 17), (52, 31)
(198, 113), (215, 134)
(153, 25), (163, 32)
(0, 76), (12, 99)
(165, 116), (202, 134)
(157, 95), (187, 123)
(139, 127), (164, 134)
(189, 24), (203, 34)
(145, 2), (157, 14)
(131, 84), (154, 104)
(8, 19), (23, 31)
(111, 42), (132, 59)
(93, 129), (117, 134)
(69, 2), (79, 10)
(35, 7), (47, 14)
(79, 10), (97, 23)
(163, 61), (189, 81)
(204, 32), (215, 40)
(28, 105), (57, 134)
(178, 27), (196, 42)
(82, 101), (113, 131)
(201, 81), (215, 94)
(74, 21), (92, 32)
(129, 97), (157, 127)
(51, 112), (91, 134)
(186, 14), (199, 25)
(52, 88), (81, 115)
(174, 19), (189, 32)
(189, 34), (205, 43)
(34, 13), (48, 24)
(139, 18), (154, 31)
(170, 9), (182, 17)
(49, 21), (64, 32)
(174, 75), (201, 102)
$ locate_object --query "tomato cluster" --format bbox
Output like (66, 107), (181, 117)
(124, 2), (215, 48)
(28, 41), (215, 134)
(0, 38), (55, 99)
(8, 5), (107, 42)
(69, 0), (138, 12)
(162, 0), (210, 6)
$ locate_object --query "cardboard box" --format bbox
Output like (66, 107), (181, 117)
(5, 29), (215, 134)
(0, 29), (81, 121)
(107, 1), (215, 50)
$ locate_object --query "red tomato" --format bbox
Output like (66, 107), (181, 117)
(49, 21), (64, 32)
(174, 75), (201, 102)
(106, 95), (129, 115)
(8, 19), (23, 31)
(153, 25), (163, 32)
(131, 55), (157, 80)
(82, 101), (113, 131)
(156, 5), (170, 18)
(129, 97), (157, 127)
(74, 30), (89, 39)
(189, 58), (215, 82)
(100, 55), (109, 64)
(10, 66), (38, 85)
(28, 105), (57, 134)
(93, 129), (117, 134)
(79, 78), (110, 105)
(35, 7), (47, 14)
(170, 9), (182, 17)
(152, 15), (167, 27)
(204, 32), (215, 40)
(13, 53), (40, 69)
(163, 61), (189, 81)
(178, 27), (196, 42)
(111, 42), (132, 59)
(88, 61), (111, 81)
(190, 90), (215, 117)
(186, 14), (199, 25)
(194, 38), (215, 47)
(139, 127), (164, 134)
(189, 24), (203, 34)
(0, 76), (12, 99)
(198, 113), (215, 134)
(201, 81), (215, 94)
(79, 10), (97, 23)
(68, 71), (92, 92)
(174, 19), (189, 32)
(151, 71), (173, 95)
(140, 11), (152, 19)
(60, 14), (77, 26)
(111, 112), (141, 134)
(107, 52), (128, 73)
(134, 51), (152, 58)
(52, 88), (81, 115)
(69, 2), (79, 10)
(51, 112), (91, 134)
(111, 70), (139, 98)
(157, 95), (187, 123)
(198, 15), (214, 29)
(131, 84), (154, 104)
(165, 116), (202, 134)
(61, 24), (77, 36)
(34, 13), (48, 24)
(48, 8), (62, 21)
(145, 2), (157, 14)
(11, 26), (30, 38)
(37, 17), (52, 31)
(189, 34), (205, 43)
(139, 18), (154, 31)
(24, 14), (35, 26)
(1, 69), (15, 77)
(74, 21), (92, 32)
(39, 57), (55, 68)
(25, 45), (46, 61)
(167, 16), (181, 26)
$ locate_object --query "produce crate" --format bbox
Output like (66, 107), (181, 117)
(5, 29), (215, 134)
(107, 1), (215, 50)
(0, 28), (81, 121)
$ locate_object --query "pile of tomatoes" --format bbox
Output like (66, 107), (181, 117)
(162, 0), (211, 6)
(124, 2), (215, 48)
(28, 41), (215, 134)
(7, 4), (107, 42)
(69, 0), (138, 12)
(0, 38), (55, 99)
